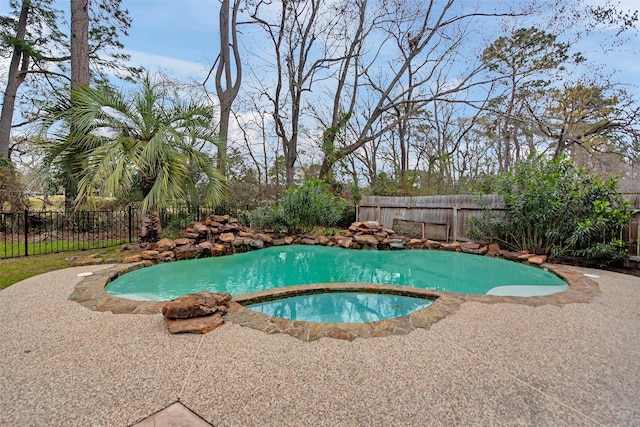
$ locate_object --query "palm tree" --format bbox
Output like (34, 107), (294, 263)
(41, 75), (226, 244)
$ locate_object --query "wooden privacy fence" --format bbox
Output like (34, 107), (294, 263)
(358, 195), (504, 242)
(358, 194), (640, 257)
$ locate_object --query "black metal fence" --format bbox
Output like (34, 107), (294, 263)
(0, 205), (255, 259)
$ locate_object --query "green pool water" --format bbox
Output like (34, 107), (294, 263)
(105, 245), (568, 301)
(246, 292), (434, 323)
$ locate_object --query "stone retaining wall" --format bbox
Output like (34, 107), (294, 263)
(116, 215), (547, 267)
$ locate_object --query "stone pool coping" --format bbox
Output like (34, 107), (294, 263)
(68, 260), (600, 341)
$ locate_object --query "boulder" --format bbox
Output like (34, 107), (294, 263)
(337, 237), (353, 248)
(527, 255), (548, 265)
(141, 250), (160, 261)
(388, 238), (405, 249)
(211, 243), (227, 256)
(219, 232), (235, 243)
(354, 234), (379, 246)
(440, 242), (461, 252)
(517, 252), (533, 261)
(250, 239), (264, 248)
(204, 217), (221, 227)
(460, 242), (482, 255)
(156, 238), (177, 252)
(499, 249), (522, 261)
(424, 240), (442, 249)
(122, 254), (143, 264)
(174, 244), (201, 260)
(487, 242), (501, 257)
(220, 223), (241, 232)
(174, 238), (194, 246)
(302, 238), (316, 245)
(232, 238), (252, 246)
(406, 239), (424, 249)
(254, 233), (273, 244)
(197, 241), (214, 256)
(165, 315), (224, 334)
(162, 291), (232, 320)
(193, 223), (210, 234)
(316, 235), (330, 245)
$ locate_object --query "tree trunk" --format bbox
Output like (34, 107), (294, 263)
(215, 0), (242, 178)
(138, 173), (162, 245)
(66, 0), (90, 210)
(139, 211), (163, 246)
(71, 0), (90, 89)
(0, 0), (31, 159)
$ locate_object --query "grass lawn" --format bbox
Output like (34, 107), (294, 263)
(0, 238), (130, 259)
(0, 247), (125, 290)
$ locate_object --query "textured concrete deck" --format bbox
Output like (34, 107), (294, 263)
(0, 264), (638, 426)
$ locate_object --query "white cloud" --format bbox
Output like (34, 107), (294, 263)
(123, 49), (211, 80)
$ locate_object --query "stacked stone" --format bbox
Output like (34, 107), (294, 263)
(342, 221), (397, 249)
(117, 216), (547, 266)
(162, 291), (232, 334)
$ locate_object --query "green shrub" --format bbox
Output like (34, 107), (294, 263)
(281, 179), (346, 233)
(247, 206), (288, 233)
(468, 154), (631, 266)
(247, 180), (347, 234)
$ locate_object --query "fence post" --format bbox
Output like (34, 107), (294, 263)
(23, 209), (29, 257)
(452, 206), (458, 242)
(128, 206), (133, 243)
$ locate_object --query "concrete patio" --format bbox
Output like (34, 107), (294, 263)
(0, 264), (638, 426)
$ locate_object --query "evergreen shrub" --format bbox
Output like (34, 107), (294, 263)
(468, 154), (631, 266)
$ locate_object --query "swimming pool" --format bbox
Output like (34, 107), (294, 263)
(105, 245), (568, 301)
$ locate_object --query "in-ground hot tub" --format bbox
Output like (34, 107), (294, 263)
(244, 291), (435, 323)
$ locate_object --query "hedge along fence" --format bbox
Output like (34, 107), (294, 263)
(358, 194), (640, 257)
(0, 205), (256, 259)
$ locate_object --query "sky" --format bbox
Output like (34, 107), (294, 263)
(123, 0), (219, 82)
(0, 0), (637, 94)
(0, 0), (638, 186)
(117, 0), (640, 94)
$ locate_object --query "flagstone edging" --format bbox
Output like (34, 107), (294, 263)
(69, 260), (599, 341)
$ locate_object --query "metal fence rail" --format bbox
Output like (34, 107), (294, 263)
(0, 205), (254, 259)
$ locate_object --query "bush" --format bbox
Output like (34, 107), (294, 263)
(247, 206), (288, 233)
(247, 180), (347, 234)
(467, 154), (631, 267)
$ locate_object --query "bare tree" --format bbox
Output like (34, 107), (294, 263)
(316, 0), (517, 179)
(249, 0), (348, 186)
(210, 0), (242, 177)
